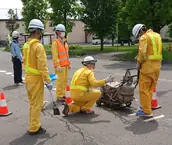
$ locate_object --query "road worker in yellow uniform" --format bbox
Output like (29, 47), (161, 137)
(62, 56), (115, 116)
(51, 24), (71, 102)
(132, 24), (162, 117)
(23, 19), (53, 135)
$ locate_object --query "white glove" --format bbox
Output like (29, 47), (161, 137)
(105, 75), (115, 83)
(56, 66), (62, 72)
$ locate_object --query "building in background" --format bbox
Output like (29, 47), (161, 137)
(0, 19), (92, 46)
(0, 18), (171, 47)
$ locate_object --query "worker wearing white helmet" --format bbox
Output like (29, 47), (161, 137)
(62, 56), (115, 116)
(22, 19), (53, 135)
(10, 31), (24, 85)
(51, 24), (71, 103)
(132, 24), (162, 117)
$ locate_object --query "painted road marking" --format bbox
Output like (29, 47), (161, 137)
(128, 113), (136, 116)
(52, 88), (56, 91)
(0, 70), (6, 73)
(1, 69), (172, 83)
(144, 115), (165, 122)
(5, 72), (13, 75)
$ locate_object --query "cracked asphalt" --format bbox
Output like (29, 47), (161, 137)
(1, 50), (172, 145)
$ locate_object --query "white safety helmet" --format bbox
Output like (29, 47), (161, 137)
(12, 31), (19, 38)
(82, 56), (97, 65)
(55, 24), (66, 32)
(28, 19), (44, 32)
(132, 24), (144, 38)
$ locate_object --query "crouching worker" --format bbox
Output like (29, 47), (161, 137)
(62, 56), (115, 116)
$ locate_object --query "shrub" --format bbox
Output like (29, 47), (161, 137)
(69, 44), (82, 50)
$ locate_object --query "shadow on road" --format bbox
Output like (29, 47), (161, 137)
(157, 89), (172, 97)
(2, 85), (19, 91)
(9, 132), (57, 145)
(98, 106), (137, 125)
(125, 118), (158, 135)
(63, 113), (110, 124)
(103, 61), (135, 70)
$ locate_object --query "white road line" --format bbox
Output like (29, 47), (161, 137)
(52, 88), (56, 91)
(128, 113), (136, 116)
(144, 115), (165, 122)
(0, 70), (6, 73)
(1, 68), (172, 83)
(5, 72), (13, 75)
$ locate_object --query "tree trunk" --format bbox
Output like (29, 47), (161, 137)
(112, 38), (114, 46)
(100, 37), (104, 51)
(112, 33), (115, 46)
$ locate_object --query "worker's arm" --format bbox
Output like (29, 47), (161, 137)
(36, 44), (51, 83)
(51, 40), (60, 68)
(10, 42), (16, 57)
(22, 43), (27, 66)
(135, 35), (148, 64)
(11, 42), (22, 62)
(88, 71), (106, 87)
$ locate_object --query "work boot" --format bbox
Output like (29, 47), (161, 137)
(62, 104), (69, 116)
(28, 127), (46, 135)
(136, 110), (153, 117)
(80, 109), (95, 114)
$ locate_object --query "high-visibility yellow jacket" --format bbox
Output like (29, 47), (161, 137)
(70, 66), (106, 91)
(136, 29), (162, 73)
(22, 38), (51, 83)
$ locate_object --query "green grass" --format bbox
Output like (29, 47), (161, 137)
(82, 45), (137, 53)
(4, 43), (172, 61)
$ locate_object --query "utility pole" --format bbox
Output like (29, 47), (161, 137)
(15, 8), (18, 19)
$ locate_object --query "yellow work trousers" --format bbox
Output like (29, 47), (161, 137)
(56, 66), (68, 99)
(139, 70), (160, 114)
(25, 75), (44, 132)
(69, 89), (101, 112)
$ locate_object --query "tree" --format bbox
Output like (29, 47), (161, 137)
(117, 1), (133, 46)
(6, 9), (19, 35)
(21, 0), (48, 32)
(48, 0), (82, 33)
(125, 0), (172, 33)
(80, 0), (120, 51)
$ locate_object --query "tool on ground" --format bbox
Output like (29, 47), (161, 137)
(45, 83), (60, 115)
(0, 92), (12, 116)
(48, 90), (60, 115)
(96, 68), (139, 108)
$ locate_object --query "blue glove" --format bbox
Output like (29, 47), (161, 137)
(46, 83), (53, 90)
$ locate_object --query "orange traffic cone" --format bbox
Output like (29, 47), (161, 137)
(151, 88), (161, 110)
(0, 92), (12, 116)
(65, 85), (73, 105)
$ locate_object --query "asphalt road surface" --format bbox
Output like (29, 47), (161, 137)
(0, 50), (172, 145)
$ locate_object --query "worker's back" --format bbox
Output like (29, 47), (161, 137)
(140, 30), (162, 74)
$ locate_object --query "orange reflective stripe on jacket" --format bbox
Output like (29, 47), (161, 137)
(55, 38), (70, 67)
(23, 39), (40, 74)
